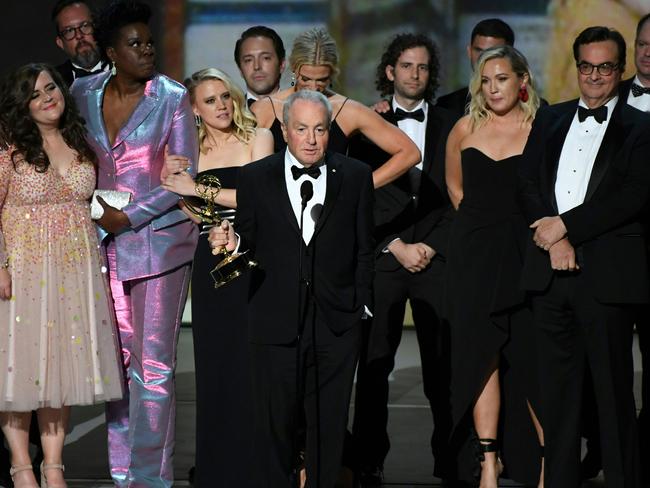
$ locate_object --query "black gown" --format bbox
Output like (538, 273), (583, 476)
(445, 147), (540, 484)
(191, 167), (258, 488)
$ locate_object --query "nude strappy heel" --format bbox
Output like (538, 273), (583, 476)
(39, 461), (65, 488)
(9, 464), (38, 488)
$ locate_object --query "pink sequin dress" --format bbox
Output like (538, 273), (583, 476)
(0, 149), (123, 411)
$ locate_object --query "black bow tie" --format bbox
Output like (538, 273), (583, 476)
(247, 97), (256, 108)
(394, 107), (425, 122)
(577, 105), (608, 124)
(630, 83), (650, 97)
(291, 165), (321, 180)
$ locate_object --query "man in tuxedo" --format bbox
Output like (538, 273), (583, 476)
(435, 18), (514, 117)
(209, 89), (373, 487)
(348, 33), (456, 486)
(51, 0), (107, 86)
(518, 26), (650, 488)
(620, 13), (650, 483)
(234, 25), (286, 107)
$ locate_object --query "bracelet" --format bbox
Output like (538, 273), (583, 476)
(1, 257), (9, 269)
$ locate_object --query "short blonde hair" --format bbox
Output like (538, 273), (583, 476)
(468, 45), (540, 130)
(289, 27), (340, 82)
(184, 68), (257, 153)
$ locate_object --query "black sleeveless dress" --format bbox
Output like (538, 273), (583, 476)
(268, 96), (350, 154)
(445, 148), (540, 484)
(191, 167), (258, 487)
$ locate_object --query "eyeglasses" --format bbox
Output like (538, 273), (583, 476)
(58, 21), (94, 41)
(576, 62), (619, 76)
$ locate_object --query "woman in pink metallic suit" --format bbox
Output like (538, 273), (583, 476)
(70, 2), (198, 487)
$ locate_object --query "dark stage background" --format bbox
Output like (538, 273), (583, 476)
(1, 0), (648, 104)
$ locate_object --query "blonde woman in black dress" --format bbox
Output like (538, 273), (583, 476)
(445, 46), (544, 488)
(162, 67), (272, 488)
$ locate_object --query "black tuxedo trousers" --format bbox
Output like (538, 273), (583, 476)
(531, 272), (638, 488)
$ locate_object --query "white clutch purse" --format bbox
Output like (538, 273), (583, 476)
(91, 190), (132, 220)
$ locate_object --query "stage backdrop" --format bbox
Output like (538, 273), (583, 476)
(1, 0), (647, 104)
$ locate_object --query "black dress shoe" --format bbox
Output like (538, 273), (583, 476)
(580, 449), (602, 481)
(358, 466), (383, 487)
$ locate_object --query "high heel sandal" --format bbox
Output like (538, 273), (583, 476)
(39, 461), (65, 488)
(477, 438), (503, 486)
(10, 464), (38, 488)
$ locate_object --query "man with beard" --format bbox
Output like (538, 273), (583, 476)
(234, 25), (286, 107)
(349, 33), (457, 486)
(52, 0), (107, 86)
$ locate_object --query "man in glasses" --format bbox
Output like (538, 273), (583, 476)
(52, 0), (107, 86)
(519, 26), (650, 487)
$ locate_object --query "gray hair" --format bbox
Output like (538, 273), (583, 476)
(282, 89), (332, 126)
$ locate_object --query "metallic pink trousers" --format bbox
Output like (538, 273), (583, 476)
(105, 241), (191, 487)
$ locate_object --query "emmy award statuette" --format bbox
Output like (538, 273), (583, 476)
(182, 174), (257, 288)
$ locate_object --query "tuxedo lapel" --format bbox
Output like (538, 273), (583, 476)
(112, 77), (159, 148)
(422, 102), (442, 177)
(546, 104), (575, 212)
(313, 154), (343, 237)
(267, 156), (301, 236)
(584, 102), (626, 201)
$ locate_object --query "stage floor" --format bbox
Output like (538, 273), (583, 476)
(44, 328), (641, 488)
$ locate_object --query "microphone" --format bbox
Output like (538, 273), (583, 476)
(300, 180), (314, 208)
(310, 203), (323, 223)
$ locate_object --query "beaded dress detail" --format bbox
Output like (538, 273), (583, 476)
(0, 149), (123, 410)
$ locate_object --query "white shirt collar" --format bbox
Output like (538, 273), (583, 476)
(71, 60), (104, 73)
(577, 95), (618, 120)
(633, 75), (650, 89)
(284, 149), (325, 173)
(246, 91), (259, 102)
(392, 97), (427, 114)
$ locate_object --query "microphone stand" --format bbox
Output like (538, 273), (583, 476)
(294, 180), (313, 488)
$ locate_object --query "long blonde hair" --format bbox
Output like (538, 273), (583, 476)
(184, 68), (256, 153)
(468, 46), (540, 131)
(289, 27), (340, 82)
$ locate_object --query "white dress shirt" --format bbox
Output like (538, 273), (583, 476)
(393, 98), (427, 170)
(284, 150), (326, 245)
(626, 75), (650, 113)
(555, 96), (618, 214)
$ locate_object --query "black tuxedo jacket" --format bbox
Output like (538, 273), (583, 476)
(435, 86), (469, 118)
(55, 60), (77, 87)
(349, 101), (457, 271)
(619, 77), (634, 101)
(235, 151), (374, 344)
(518, 98), (650, 303)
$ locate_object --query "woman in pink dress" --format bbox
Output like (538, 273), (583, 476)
(0, 63), (123, 488)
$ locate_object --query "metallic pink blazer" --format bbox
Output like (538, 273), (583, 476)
(72, 72), (199, 281)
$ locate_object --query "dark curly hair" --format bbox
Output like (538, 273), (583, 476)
(0, 63), (97, 172)
(375, 33), (440, 101)
(94, 0), (152, 56)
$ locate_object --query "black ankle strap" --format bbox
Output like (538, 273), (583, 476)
(478, 438), (498, 453)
